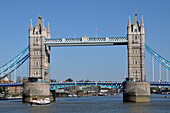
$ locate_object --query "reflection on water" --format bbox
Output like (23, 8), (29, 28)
(0, 94), (170, 113)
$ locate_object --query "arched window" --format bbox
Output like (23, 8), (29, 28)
(136, 70), (138, 74)
(34, 71), (36, 76)
(135, 61), (138, 64)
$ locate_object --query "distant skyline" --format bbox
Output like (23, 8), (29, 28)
(0, 0), (169, 81)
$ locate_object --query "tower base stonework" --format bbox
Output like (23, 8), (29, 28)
(22, 82), (55, 103)
(123, 82), (150, 102)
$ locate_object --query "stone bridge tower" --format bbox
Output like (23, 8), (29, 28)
(123, 11), (150, 103)
(23, 14), (54, 102)
(29, 14), (51, 82)
(127, 11), (145, 82)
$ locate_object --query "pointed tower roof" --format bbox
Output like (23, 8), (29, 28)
(47, 22), (50, 32)
(133, 9), (139, 26)
(127, 16), (131, 27)
(140, 15), (144, 27)
(36, 13), (43, 29)
(29, 19), (33, 30)
(39, 13), (41, 19)
(41, 18), (46, 30)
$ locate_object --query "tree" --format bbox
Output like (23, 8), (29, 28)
(97, 86), (101, 93)
(0, 87), (4, 93)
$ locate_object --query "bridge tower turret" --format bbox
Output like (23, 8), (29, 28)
(28, 14), (50, 83)
(23, 14), (54, 102)
(127, 10), (145, 82)
(124, 10), (150, 102)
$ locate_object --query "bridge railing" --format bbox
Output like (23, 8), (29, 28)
(45, 37), (128, 44)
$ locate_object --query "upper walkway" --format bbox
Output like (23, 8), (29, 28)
(44, 37), (128, 47)
(0, 81), (170, 87)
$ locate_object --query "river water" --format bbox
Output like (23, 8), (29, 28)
(0, 94), (170, 113)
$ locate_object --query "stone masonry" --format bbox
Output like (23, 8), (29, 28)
(29, 14), (51, 82)
(127, 11), (145, 82)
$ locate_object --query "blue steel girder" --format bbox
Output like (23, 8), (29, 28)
(0, 53), (29, 80)
(0, 47), (28, 75)
(50, 82), (123, 90)
(145, 44), (170, 70)
(0, 83), (23, 87)
(0, 82), (170, 88)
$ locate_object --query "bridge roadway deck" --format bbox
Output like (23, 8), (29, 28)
(44, 37), (128, 47)
(0, 82), (170, 87)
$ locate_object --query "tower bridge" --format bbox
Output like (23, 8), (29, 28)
(0, 11), (169, 103)
(27, 11), (148, 102)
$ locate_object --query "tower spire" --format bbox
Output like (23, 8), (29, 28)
(47, 22), (51, 38)
(141, 15), (144, 27)
(127, 16), (131, 27)
(135, 8), (137, 16)
(140, 15), (145, 34)
(133, 9), (138, 25)
(47, 22), (50, 32)
(38, 12), (41, 19)
(29, 19), (33, 30)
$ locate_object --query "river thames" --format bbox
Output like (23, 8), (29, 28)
(0, 94), (170, 113)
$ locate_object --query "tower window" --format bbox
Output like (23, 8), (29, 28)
(135, 29), (137, 32)
(132, 60), (135, 64)
(33, 71), (36, 76)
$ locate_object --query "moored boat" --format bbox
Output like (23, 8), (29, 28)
(30, 97), (50, 105)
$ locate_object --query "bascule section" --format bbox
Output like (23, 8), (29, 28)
(23, 14), (54, 102)
(123, 11), (150, 102)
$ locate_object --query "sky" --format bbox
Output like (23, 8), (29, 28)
(0, 0), (169, 82)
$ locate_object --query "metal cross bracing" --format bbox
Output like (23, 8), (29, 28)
(44, 37), (128, 47)
(50, 82), (123, 90)
(0, 81), (170, 89)
(50, 81), (170, 90)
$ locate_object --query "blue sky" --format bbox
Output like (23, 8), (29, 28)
(0, 0), (169, 81)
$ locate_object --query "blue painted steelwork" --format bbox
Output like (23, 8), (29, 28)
(0, 82), (170, 88)
(0, 53), (29, 80)
(50, 82), (123, 90)
(0, 83), (23, 87)
(49, 81), (170, 90)
(145, 44), (170, 70)
(0, 47), (28, 70)
(0, 47), (29, 79)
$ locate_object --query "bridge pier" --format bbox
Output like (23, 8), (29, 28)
(22, 82), (55, 103)
(23, 14), (53, 103)
(123, 82), (150, 102)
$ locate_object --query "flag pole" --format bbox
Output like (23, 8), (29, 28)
(74, 29), (76, 38)
(96, 28), (97, 38)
